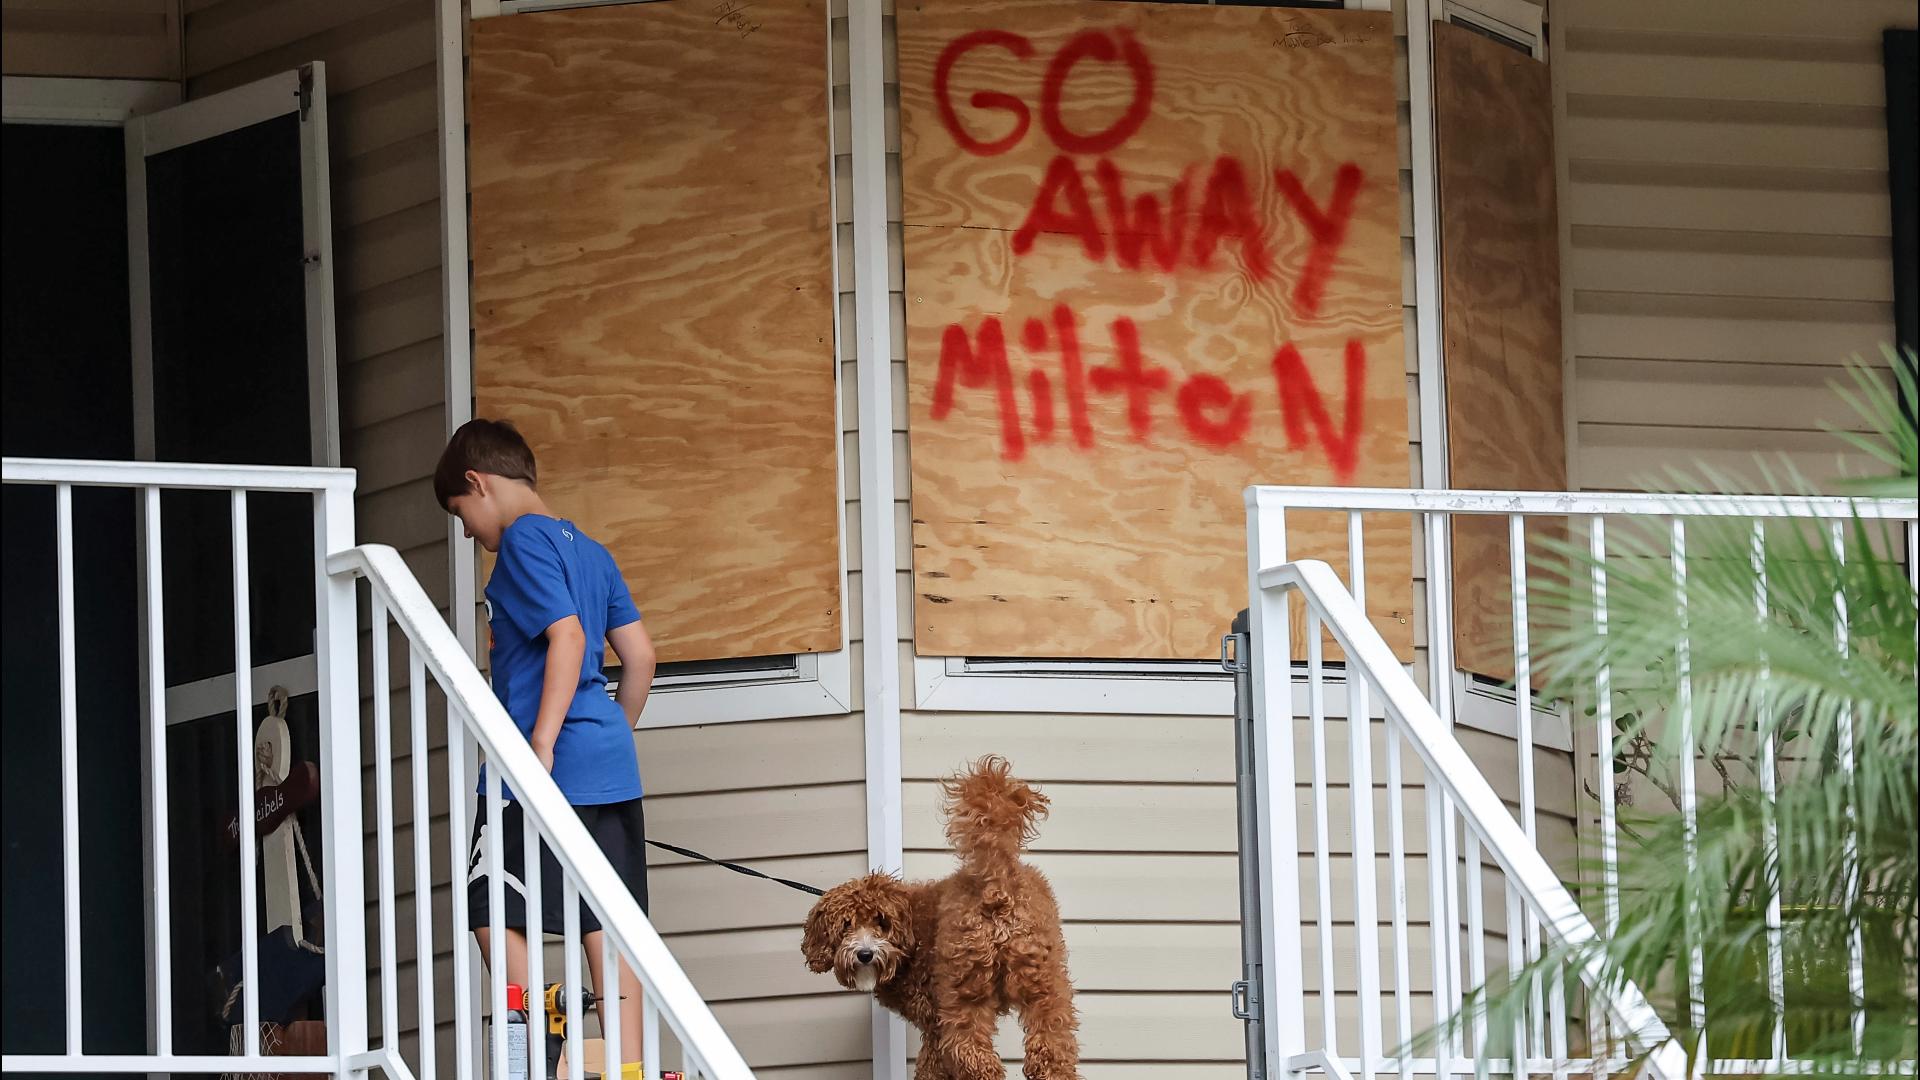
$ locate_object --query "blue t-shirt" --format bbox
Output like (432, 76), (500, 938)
(481, 514), (644, 804)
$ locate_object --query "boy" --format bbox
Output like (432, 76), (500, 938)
(434, 418), (656, 1067)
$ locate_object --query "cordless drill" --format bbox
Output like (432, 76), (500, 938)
(542, 983), (596, 1080)
(541, 983), (682, 1080)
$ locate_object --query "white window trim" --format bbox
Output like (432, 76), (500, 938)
(1, 76), (179, 126)
(913, 652), (1236, 715)
(622, 641), (853, 728)
(1439, 0), (1546, 60)
(1455, 671), (1573, 752)
(913, 651), (1569, 747)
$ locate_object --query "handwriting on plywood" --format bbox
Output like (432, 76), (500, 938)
(1275, 25), (1377, 50)
(935, 28), (1369, 302)
(712, 0), (761, 38)
(931, 303), (1369, 479)
(924, 25), (1374, 466)
(1007, 156), (1364, 311)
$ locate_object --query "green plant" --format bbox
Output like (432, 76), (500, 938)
(1447, 346), (1919, 1076)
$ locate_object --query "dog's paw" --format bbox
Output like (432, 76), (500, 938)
(945, 1045), (1006, 1080)
(1020, 1044), (1078, 1080)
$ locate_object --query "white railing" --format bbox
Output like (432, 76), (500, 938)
(1241, 486), (1919, 1080)
(0, 457), (751, 1080)
(336, 543), (753, 1080)
(1, 457), (361, 1077)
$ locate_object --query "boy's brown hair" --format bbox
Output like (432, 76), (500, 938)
(434, 418), (537, 510)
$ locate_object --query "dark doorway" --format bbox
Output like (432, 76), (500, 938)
(0, 120), (146, 1058)
(4, 104), (329, 1063)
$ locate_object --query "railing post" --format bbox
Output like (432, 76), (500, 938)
(1245, 489), (1306, 1067)
(312, 480), (367, 1078)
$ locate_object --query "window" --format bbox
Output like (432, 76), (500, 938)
(465, 2), (849, 726)
(900, 0), (1414, 711)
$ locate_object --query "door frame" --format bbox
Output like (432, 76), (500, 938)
(1, 76), (179, 126)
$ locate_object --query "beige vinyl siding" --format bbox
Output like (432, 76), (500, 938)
(1556, 0), (1910, 492)
(1, 0), (181, 80)
(635, 717), (872, 1071)
(1555, 1), (1910, 1043)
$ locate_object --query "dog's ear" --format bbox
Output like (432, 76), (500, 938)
(801, 892), (840, 973)
(880, 882), (917, 953)
(1020, 783), (1051, 820)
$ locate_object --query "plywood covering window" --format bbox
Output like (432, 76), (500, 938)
(899, 0), (1413, 663)
(1433, 14), (1564, 684)
(468, 0), (841, 665)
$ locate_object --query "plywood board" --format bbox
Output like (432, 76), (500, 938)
(1433, 20), (1565, 683)
(900, 0), (1413, 660)
(469, 0), (841, 663)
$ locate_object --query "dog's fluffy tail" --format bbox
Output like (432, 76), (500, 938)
(941, 755), (1049, 880)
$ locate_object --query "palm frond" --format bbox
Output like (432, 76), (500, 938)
(1429, 347), (1920, 1074)
(1828, 345), (1920, 495)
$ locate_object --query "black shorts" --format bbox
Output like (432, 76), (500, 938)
(467, 797), (649, 937)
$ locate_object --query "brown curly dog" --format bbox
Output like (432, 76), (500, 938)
(801, 756), (1079, 1079)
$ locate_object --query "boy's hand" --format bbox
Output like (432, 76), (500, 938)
(533, 739), (556, 774)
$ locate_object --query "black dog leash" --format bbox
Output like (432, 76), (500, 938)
(647, 839), (825, 897)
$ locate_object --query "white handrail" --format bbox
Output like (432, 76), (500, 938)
(329, 544), (754, 1080)
(3, 456), (357, 492)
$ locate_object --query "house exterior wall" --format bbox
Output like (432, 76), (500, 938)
(1555, 0), (1911, 492)
(1, 0), (180, 81)
(8, 0), (1911, 1074)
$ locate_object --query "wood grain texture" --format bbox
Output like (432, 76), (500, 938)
(469, 0), (841, 663)
(1434, 20), (1565, 682)
(900, 0), (1412, 660)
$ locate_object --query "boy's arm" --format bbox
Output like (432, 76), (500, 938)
(607, 620), (656, 726)
(531, 615), (589, 771)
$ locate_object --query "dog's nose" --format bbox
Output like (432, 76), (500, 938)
(856, 948), (875, 964)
